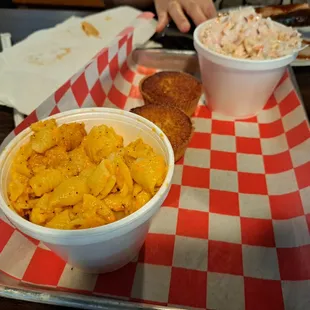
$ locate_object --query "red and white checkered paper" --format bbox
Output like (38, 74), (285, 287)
(1, 14), (310, 310)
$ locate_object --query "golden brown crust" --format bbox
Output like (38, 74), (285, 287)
(130, 104), (193, 162)
(139, 71), (202, 117)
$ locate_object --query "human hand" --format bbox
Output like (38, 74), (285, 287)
(155, 0), (217, 33)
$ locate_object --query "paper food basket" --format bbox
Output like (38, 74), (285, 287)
(0, 12), (310, 310)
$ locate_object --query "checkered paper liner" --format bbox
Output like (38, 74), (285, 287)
(1, 18), (310, 310)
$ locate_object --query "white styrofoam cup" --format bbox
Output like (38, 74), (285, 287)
(194, 20), (298, 118)
(0, 108), (175, 273)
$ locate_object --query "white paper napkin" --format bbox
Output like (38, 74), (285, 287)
(0, 6), (156, 115)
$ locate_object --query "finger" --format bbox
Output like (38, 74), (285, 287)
(202, 1), (217, 19)
(156, 11), (169, 32)
(155, 0), (170, 32)
(168, 0), (191, 33)
(182, 0), (207, 26)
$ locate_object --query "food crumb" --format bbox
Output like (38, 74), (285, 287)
(81, 21), (100, 38)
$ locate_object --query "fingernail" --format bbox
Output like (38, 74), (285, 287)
(181, 22), (190, 33)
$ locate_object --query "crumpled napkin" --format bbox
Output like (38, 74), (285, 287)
(0, 6), (156, 115)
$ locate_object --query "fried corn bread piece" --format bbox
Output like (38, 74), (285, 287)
(139, 71), (202, 117)
(131, 104), (193, 162)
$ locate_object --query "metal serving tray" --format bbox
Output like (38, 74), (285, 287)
(0, 48), (306, 309)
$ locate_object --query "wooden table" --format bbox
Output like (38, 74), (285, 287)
(0, 8), (309, 310)
(13, 0), (104, 8)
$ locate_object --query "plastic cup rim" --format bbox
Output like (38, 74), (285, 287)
(193, 19), (298, 65)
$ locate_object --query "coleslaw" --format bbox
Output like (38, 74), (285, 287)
(200, 7), (302, 60)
